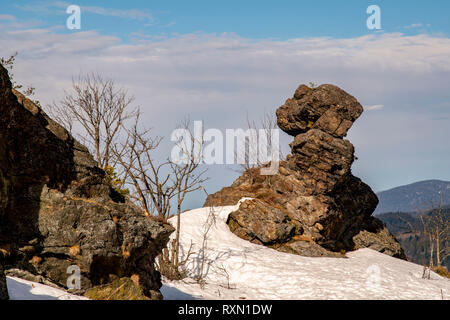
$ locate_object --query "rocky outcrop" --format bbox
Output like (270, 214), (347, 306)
(205, 84), (406, 259)
(0, 65), (174, 299)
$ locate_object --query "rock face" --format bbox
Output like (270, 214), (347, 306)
(0, 65), (174, 299)
(205, 84), (406, 259)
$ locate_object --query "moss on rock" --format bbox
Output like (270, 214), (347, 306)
(84, 277), (153, 300)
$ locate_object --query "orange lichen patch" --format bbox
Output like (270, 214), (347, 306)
(69, 244), (81, 256)
(292, 235), (314, 243)
(0, 244), (12, 257)
(30, 256), (42, 265)
(121, 245), (131, 259)
(314, 223), (324, 231)
(130, 274), (140, 286)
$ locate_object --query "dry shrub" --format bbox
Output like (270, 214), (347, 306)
(432, 266), (450, 279)
(156, 238), (193, 281)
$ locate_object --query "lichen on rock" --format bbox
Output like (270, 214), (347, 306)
(84, 276), (153, 300)
(205, 84), (406, 259)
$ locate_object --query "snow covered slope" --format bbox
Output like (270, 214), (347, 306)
(7, 276), (88, 300)
(5, 199), (449, 300)
(162, 199), (450, 300)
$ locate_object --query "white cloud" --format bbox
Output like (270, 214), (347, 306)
(81, 6), (154, 23)
(2, 30), (449, 122)
(0, 14), (16, 21)
(365, 105), (384, 111)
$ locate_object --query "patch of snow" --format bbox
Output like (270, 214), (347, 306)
(7, 276), (88, 300)
(163, 199), (450, 300)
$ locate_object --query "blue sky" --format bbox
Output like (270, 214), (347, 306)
(3, 0), (450, 40)
(1, 1), (450, 209)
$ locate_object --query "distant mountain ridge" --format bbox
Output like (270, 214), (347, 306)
(374, 179), (450, 215)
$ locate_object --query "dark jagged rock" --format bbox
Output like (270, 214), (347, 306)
(0, 64), (174, 299)
(205, 84), (406, 259)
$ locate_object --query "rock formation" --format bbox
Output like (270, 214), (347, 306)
(205, 84), (406, 259)
(0, 64), (174, 299)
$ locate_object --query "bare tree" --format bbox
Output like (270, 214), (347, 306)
(171, 119), (208, 268)
(112, 113), (167, 217)
(417, 192), (450, 268)
(113, 117), (208, 279)
(236, 112), (283, 172)
(49, 73), (137, 169)
(419, 211), (436, 268)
